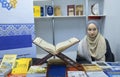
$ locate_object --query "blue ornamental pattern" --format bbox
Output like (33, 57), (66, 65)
(0, 23), (35, 39)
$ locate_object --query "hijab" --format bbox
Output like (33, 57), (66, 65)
(77, 20), (106, 61)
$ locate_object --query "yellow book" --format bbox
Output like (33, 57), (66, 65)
(11, 58), (32, 74)
(33, 6), (41, 17)
(82, 64), (102, 72)
(54, 6), (61, 16)
(0, 54), (17, 69)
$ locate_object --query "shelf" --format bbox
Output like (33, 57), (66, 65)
(33, 0), (50, 1)
(34, 15), (86, 19)
(88, 15), (106, 19)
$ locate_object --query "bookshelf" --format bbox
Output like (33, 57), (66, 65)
(33, 0), (105, 59)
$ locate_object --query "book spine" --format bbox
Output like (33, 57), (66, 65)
(41, 7), (44, 16)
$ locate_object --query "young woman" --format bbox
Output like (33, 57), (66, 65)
(76, 20), (114, 63)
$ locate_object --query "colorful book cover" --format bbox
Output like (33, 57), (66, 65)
(0, 54), (17, 69)
(76, 5), (83, 16)
(11, 58), (32, 74)
(67, 5), (75, 16)
(45, 5), (53, 16)
(33, 6), (41, 17)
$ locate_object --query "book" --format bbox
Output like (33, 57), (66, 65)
(92, 61), (111, 69)
(104, 70), (120, 77)
(0, 54), (17, 69)
(27, 65), (46, 77)
(86, 71), (108, 77)
(106, 62), (120, 67)
(47, 64), (67, 77)
(33, 37), (80, 55)
(106, 62), (120, 71)
(67, 5), (75, 16)
(0, 68), (11, 77)
(67, 71), (87, 77)
(7, 74), (26, 77)
(82, 64), (102, 72)
(76, 5), (83, 16)
(11, 58), (32, 74)
(54, 6), (61, 16)
(48, 59), (65, 65)
(45, 5), (54, 16)
(41, 6), (44, 16)
(33, 6), (41, 17)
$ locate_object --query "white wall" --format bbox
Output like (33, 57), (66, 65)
(104, 0), (120, 61)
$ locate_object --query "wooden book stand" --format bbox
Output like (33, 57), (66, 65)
(33, 39), (83, 70)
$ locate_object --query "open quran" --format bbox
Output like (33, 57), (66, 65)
(33, 37), (80, 55)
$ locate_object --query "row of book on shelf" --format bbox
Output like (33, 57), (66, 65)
(0, 54), (120, 77)
(33, 4), (84, 17)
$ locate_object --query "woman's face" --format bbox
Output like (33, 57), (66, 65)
(87, 23), (98, 38)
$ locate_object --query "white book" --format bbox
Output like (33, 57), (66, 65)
(68, 71), (87, 77)
(86, 71), (108, 77)
(0, 68), (11, 77)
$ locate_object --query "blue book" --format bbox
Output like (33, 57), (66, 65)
(47, 64), (66, 77)
(104, 70), (120, 77)
(45, 5), (53, 16)
(41, 7), (44, 16)
(107, 62), (120, 67)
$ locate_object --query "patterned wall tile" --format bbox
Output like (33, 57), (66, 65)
(0, 23), (35, 39)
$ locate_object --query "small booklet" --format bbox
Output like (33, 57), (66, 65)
(68, 71), (87, 77)
(0, 54), (17, 69)
(82, 64), (102, 72)
(33, 37), (80, 55)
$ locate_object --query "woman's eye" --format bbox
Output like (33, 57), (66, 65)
(93, 28), (96, 31)
(88, 29), (91, 31)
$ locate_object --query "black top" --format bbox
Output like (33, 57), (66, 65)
(76, 39), (115, 64)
